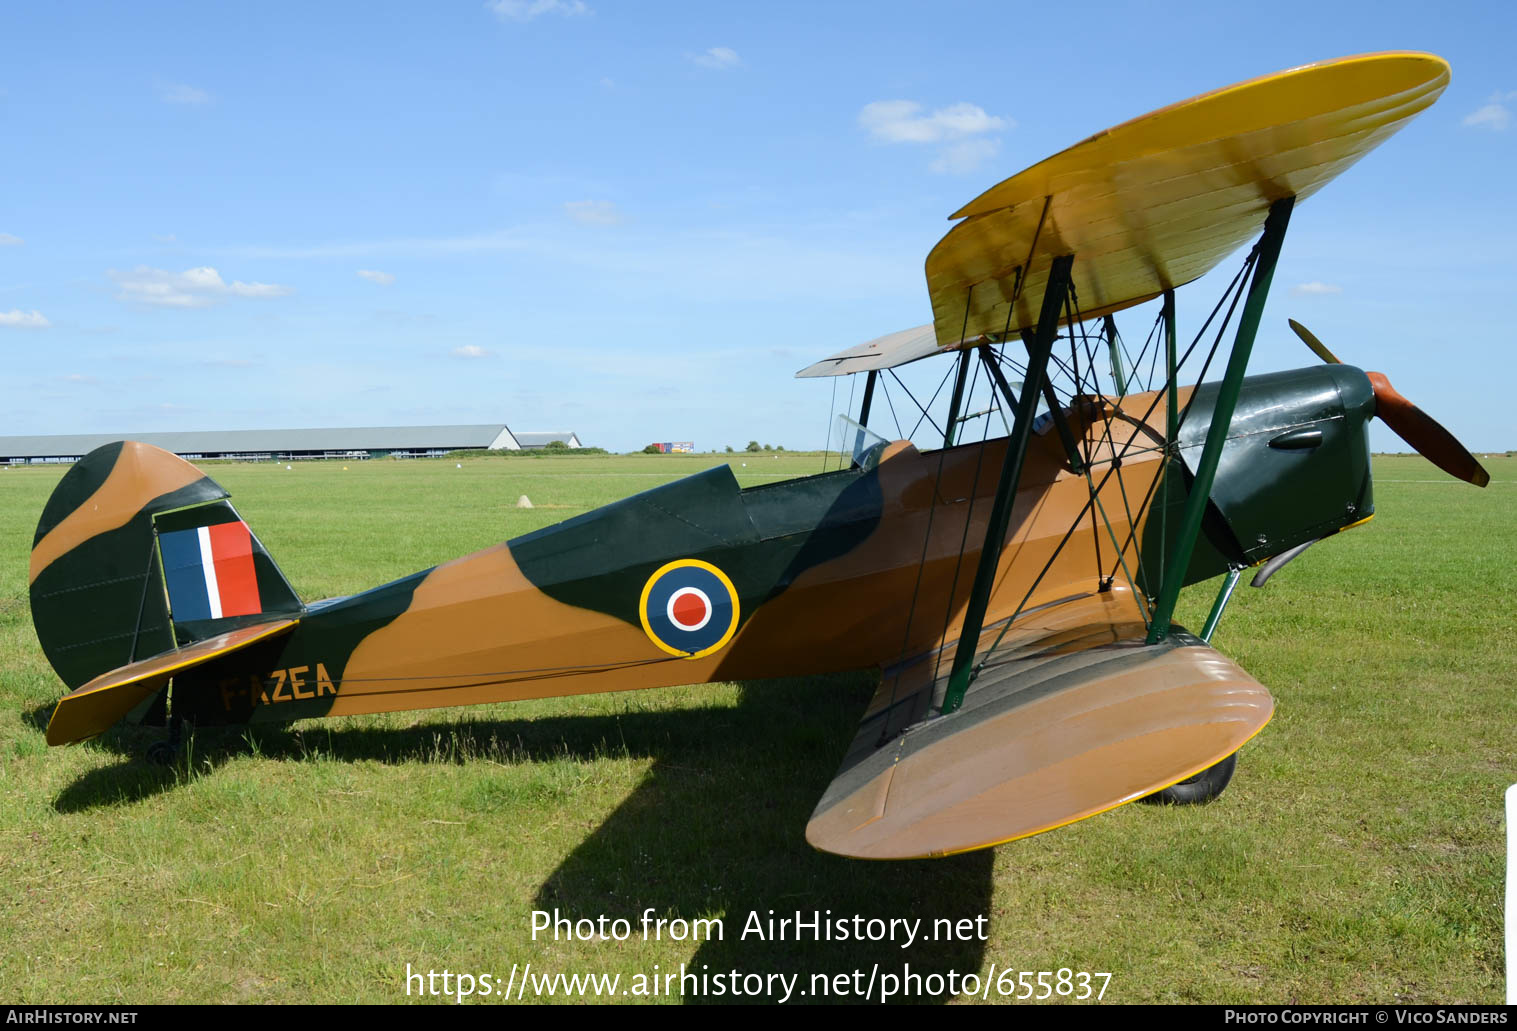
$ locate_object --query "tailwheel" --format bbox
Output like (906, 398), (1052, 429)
(1141, 752), (1236, 806)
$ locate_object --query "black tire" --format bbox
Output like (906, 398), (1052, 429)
(145, 741), (177, 767)
(1140, 752), (1237, 806)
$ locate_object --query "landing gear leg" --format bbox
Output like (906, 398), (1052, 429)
(145, 714), (184, 767)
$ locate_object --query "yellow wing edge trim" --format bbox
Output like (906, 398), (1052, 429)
(46, 618), (299, 745)
(838, 702), (1277, 862)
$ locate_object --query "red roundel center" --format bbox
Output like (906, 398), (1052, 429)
(671, 590), (709, 629)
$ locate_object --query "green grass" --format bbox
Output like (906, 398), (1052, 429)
(0, 452), (1511, 1004)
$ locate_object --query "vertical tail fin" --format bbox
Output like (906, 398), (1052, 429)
(29, 442), (303, 690)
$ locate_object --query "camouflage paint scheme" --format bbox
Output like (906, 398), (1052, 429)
(35, 365), (1372, 743)
(29, 52), (1468, 858)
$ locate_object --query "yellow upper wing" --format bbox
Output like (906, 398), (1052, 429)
(925, 51), (1449, 346)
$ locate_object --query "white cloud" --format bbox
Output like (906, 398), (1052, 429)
(158, 82), (211, 106)
(451, 345), (492, 359)
(0, 233), (22, 246)
(357, 269), (396, 286)
(1463, 91), (1517, 131)
(1291, 281), (1344, 296)
(931, 138), (1001, 175)
(690, 47), (741, 70)
(0, 309), (49, 328)
(109, 266), (293, 308)
(564, 200), (623, 225)
(487, 0), (588, 21)
(859, 100), (1008, 144)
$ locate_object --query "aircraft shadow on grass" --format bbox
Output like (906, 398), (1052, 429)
(46, 674), (991, 1004)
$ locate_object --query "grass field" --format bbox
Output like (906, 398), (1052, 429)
(0, 450), (1511, 1004)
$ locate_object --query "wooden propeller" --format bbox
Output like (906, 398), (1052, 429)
(1288, 320), (1489, 487)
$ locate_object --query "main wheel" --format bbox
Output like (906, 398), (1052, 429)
(145, 741), (177, 767)
(1141, 752), (1236, 805)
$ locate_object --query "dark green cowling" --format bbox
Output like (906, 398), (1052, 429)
(1142, 365), (1378, 590)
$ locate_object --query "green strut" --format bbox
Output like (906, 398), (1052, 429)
(1199, 568), (1242, 643)
(1026, 333), (1085, 474)
(1147, 196), (1295, 644)
(858, 369), (878, 427)
(1162, 289), (1178, 444)
(1104, 314), (1127, 395)
(943, 349), (973, 448)
(977, 343), (1019, 410)
(854, 369), (878, 460)
(1159, 288), (1177, 593)
(942, 254), (1075, 714)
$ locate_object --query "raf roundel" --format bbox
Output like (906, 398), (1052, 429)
(638, 559), (740, 659)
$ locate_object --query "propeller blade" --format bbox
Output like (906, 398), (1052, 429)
(1287, 318), (1489, 487)
(1367, 372), (1490, 487)
(1292, 316), (1492, 488)
(1288, 318), (1343, 364)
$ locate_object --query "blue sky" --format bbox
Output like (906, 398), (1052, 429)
(2, 1), (1512, 453)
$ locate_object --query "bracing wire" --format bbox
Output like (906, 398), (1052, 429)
(820, 376), (837, 472)
(898, 363), (953, 443)
(878, 374), (905, 440)
(837, 371), (857, 472)
(970, 244), (1262, 680)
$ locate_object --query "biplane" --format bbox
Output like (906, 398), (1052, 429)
(30, 52), (1487, 859)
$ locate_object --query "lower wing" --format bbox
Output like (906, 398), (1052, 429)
(806, 591), (1272, 859)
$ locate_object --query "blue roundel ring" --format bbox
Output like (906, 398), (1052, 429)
(638, 559), (740, 659)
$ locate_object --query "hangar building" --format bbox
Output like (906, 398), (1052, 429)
(0, 424), (562, 464)
(513, 431), (583, 449)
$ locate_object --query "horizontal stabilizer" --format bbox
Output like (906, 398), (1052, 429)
(807, 597), (1272, 859)
(46, 619), (297, 746)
